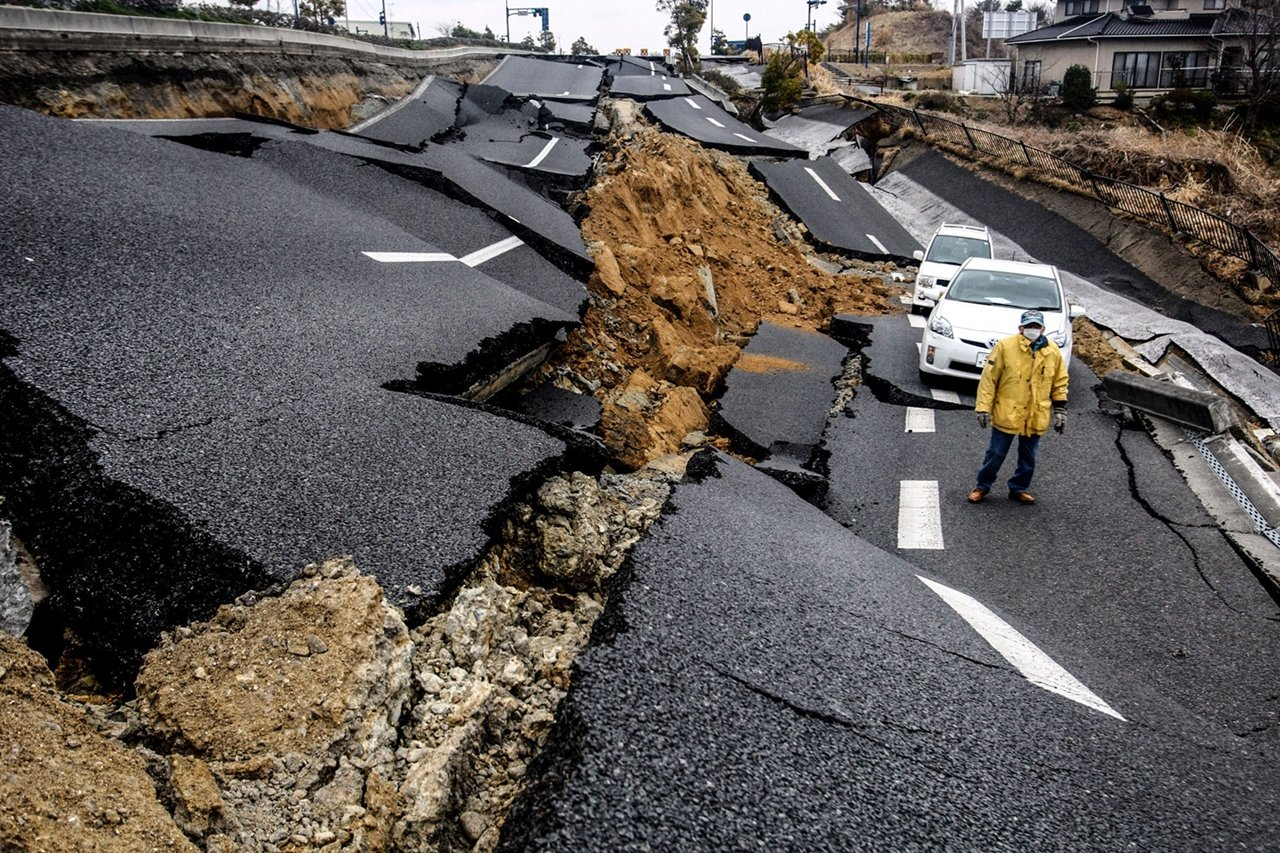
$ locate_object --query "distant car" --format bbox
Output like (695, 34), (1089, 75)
(911, 223), (993, 314)
(918, 257), (1085, 382)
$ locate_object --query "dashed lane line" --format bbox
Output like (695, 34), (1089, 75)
(931, 388), (961, 404)
(732, 132), (757, 142)
(865, 233), (889, 254)
(908, 313), (925, 328)
(917, 576), (1127, 721)
(804, 167), (841, 202)
(905, 408), (935, 433)
(684, 97), (702, 109)
(898, 480), (944, 550)
(524, 137), (559, 169)
(706, 117), (726, 128)
(458, 236), (525, 266)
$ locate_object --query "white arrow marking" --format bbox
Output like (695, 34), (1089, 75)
(804, 166), (841, 201)
(905, 407), (935, 433)
(362, 252), (455, 263)
(865, 233), (889, 253)
(364, 236), (524, 269)
(524, 137), (559, 168)
(898, 480), (944, 550)
(458, 236), (524, 266)
(917, 576), (1126, 721)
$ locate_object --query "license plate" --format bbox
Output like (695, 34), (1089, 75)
(976, 351), (988, 367)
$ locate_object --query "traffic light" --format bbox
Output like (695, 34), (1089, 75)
(378, 10), (385, 25)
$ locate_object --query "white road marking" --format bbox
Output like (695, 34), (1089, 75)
(363, 251), (455, 263)
(458, 236), (524, 267)
(559, 90), (571, 96)
(865, 233), (890, 253)
(524, 137), (559, 168)
(648, 61), (656, 73)
(684, 97), (702, 109)
(706, 117), (726, 128)
(897, 480), (944, 550)
(905, 408), (935, 433)
(898, 294), (914, 305)
(663, 83), (672, 91)
(908, 313), (926, 328)
(364, 236), (524, 269)
(804, 167), (841, 201)
(931, 388), (961, 404)
(732, 132), (756, 142)
(917, 576), (1127, 721)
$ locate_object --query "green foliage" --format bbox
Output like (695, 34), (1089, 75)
(538, 30), (556, 52)
(760, 50), (803, 114)
(1061, 63), (1096, 110)
(519, 34), (536, 49)
(1152, 88), (1219, 123)
(700, 69), (742, 93)
(1112, 80), (1133, 111)
(450, 23), (486, 39)
(786, 29), (824, 63)
(570, 36), (596, 54)
(657, 0), (707, 73)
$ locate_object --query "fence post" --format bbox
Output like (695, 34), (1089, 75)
(961, 121), (977, 150)
(1086, 172), (1105, 207)
(910, 108), (926, 134)
(1246, 230), (1263, 271)
(1019, 139), (1033, 166)
(1158, 193), (1178, 234)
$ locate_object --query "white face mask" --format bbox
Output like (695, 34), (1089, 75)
(1022, 327), (1042, 341)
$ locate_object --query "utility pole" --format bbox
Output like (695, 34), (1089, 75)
(854, 0), (861, 63)
(380, 0), (387, 38)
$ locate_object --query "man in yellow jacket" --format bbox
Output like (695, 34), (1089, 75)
(968, 309), (1069, 505)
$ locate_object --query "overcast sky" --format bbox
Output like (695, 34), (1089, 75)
(333, 0), (846, 54)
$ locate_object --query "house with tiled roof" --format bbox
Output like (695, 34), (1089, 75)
(1006, 0), (1269, 97)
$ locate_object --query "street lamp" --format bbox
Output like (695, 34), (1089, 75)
(806, 0), (826, 33)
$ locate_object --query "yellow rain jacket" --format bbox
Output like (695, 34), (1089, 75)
(975, 333), (1069, 436)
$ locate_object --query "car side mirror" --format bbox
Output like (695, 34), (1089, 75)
(921, 286), (944, 302)
(1068, 303), (1086, 319)
(912, 249), (924, 261)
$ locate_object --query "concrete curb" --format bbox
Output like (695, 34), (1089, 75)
(1101, 369), (1238, 433)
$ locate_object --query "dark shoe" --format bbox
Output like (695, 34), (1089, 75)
(1008, 491), (1036, 505)
(967, 487), (988, 504)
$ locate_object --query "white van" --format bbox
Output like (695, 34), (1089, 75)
(911, 223), (993, 314)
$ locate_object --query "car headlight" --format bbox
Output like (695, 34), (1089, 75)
(928, 315), (953, 338)
(1050, 331), (1068, 346)
(917, 274), (936, 289)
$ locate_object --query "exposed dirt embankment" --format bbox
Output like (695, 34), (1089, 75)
(540, 103), (901, 468)
(0, 49), (495, 127)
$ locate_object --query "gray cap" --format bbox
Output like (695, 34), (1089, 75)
(1019, 309), (1045, 327)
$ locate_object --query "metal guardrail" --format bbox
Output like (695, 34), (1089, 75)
(882, 103), (1280, 307)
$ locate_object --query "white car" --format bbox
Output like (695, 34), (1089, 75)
(918, 257), (1085, 382)
(911, 223), (993, 314)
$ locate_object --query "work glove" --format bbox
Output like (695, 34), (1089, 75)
(976, 411), (990, 429)
(1053, 410), (1067, 434)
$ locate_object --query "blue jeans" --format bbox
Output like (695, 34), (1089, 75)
(976, 428), (1041, 495)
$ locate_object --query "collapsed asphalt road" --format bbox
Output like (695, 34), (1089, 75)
(4, 51), (1280, 850)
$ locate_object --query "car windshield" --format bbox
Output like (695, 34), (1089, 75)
(945, 269), (1062, 310)
(925, 235), (991, 266)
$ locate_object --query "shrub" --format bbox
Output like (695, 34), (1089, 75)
(1112, 81), (1133, 111)
(916, 90), (954, 112)
(1061, 64), (1096, 110)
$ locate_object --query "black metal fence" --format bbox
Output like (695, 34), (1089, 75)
(876, 103), (1280, 297)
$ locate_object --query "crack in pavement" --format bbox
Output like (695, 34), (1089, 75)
(1114, 421), (1244, 614)
(706, 661), (978, 784)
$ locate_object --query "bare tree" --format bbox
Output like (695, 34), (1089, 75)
(1225, 0), (1280, 135)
